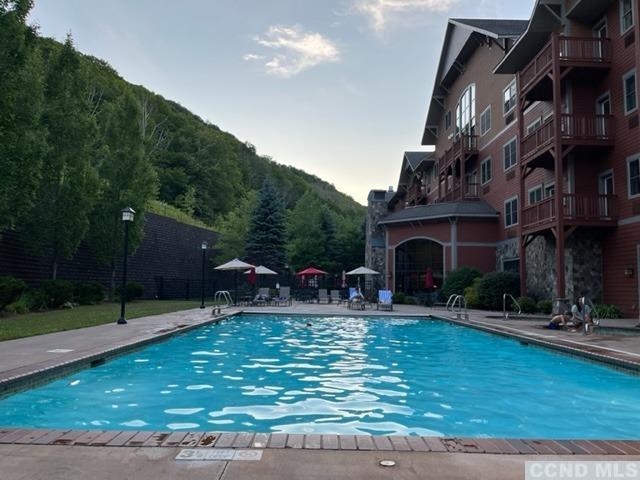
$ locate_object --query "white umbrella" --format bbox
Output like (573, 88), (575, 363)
(346, 266), (380, 291)
(215, 258), (255, 305)
(243, 265), (278, 275)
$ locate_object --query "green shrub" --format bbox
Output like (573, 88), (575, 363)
(404, 296), (417, 305)
(40, 279), (74, 308)
(393, 292), (408, 304)
(463, 277), (482, 309)
(536, 299), (553, 315)
(0, 276), (27, 311)
(74, 282), (104, 305)
(4, 293), (31, 314)
(517, 296), (537, 314)
(593, 303), (621, 319)
(477, 272), (520, 310)
(117, 282), (144, 301)
(441, 267), (482, 301)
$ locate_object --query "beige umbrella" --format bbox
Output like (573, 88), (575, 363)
(346, 266), (380, 291)
(243, 265), (278, 289)
(215, 258), (255, 305)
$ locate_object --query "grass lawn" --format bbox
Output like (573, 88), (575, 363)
(0, 300), (200, 342)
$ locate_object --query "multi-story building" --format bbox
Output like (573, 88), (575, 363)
(366, 1), (640, 316)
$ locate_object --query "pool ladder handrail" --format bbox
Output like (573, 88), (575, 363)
(583, 296), (600, 329)
(503, 293), (521, 320)
(213, 290), (233, 315)
(446, 294), (468, 321)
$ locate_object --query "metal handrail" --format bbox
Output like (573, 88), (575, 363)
(213, 290), (233, 315)
(503, 293), (521, 320)
(447, 294), (468, 320)
(583, 297), (600, 327)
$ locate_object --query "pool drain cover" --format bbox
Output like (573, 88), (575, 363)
(379, 460), (396, 467)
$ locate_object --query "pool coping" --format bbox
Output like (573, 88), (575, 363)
(1, 309), (640, 454)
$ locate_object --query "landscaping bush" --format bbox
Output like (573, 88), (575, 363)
(517, 296), (537, 314)
(463, 277), (482, 309)
(441, 267), (482, 301)
(393, 292), (408, 304)
(477, 271), (520, 310)
(0, 276), (27, 311)
(117, 282), (144, 301)
(593, 303), (622, 319)
(74, 282), (104, 305)
(4, 294), (31, 314)
(40, 279), (74, 309)
(536, 299), (553, 315)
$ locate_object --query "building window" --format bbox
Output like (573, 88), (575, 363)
(504, 196), (518, 228)
(526, 118), (542, 134)
(623, 70), (637, 115)
(503, 80), (516, 115)
(480, 157), (492, 185)
(480, 105), (491, 136)
(503, 137), (517, 171)
(628, 155), (640, 197)
(544, 183), (555, 198)
(620, 0), (634, 33)
(502, 258), (520, 273)
(529, 185), (543, 205)
(455, 84), (476, 137)
(445, 110), (451, 130)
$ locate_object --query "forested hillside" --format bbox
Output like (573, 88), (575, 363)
(0, 1), (365, 284)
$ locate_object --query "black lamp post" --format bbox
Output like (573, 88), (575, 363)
(117, 207), (135, 325)
(200, 241), (207, 309)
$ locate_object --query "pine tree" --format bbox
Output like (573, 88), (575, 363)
(287, 191), (325, 271)
(22, 36), (98, 279)
(245, 179), (286, 271)
(319, 206), (339, 272)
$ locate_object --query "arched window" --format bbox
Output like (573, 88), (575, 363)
(394, 238), (444, 295)
(455, 84), (476, 137)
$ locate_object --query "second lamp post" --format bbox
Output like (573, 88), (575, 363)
(200, 241), (207, 309)
(117, 207), (135, 325)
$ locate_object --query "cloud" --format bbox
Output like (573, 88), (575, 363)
(244, 25), (340, 77)
(352, 0), (458, 31)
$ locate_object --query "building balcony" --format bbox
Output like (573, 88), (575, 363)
(439, 134), (478, 174)
(521, 194), (617, 235)
(438, 182), (480, 203)
(521, 114), (615, 166)
(520, 34), (612, 100)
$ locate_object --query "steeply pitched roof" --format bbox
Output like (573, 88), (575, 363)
(405, 151), (435, 171)
(422, 18), (527, 145)
(379, 201), (499, 225)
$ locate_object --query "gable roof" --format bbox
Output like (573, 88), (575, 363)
(379, 200), (499, 225)
(421, 18), (528, 145)
(397, 151), (436, 189)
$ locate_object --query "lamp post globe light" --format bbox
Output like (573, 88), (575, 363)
(200, 241), (208, 309)
(117, 207), (135, 325)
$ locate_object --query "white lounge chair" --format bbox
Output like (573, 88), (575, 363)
(377, 290), (393, 311)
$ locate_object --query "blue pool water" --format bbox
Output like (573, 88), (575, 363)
(1, 315), (639, 438)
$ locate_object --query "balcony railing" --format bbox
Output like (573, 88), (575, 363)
(520, 34), (612, 94)
(521, 194), (617, 231)
(437, 182), (480, 203)
(439, 134), (478, 172)
(521, 114), (615, 161)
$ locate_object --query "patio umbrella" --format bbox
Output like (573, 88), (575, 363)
(215, 258), (255, 305)
(243, 265), (278, 289)
(296, 266), (327, 288)
(341, 270), (347, 288)
(425, 267), (434, 290)
(346, 266), (379, 291)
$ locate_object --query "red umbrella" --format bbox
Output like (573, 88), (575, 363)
(247, 267), (257, 285)
(296, 267), (328, 276)
(425, 267), (434, 289)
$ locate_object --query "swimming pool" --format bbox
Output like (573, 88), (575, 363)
(1, 314), (639, 438)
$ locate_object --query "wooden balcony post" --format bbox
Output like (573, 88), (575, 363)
(551, 33), (566, 300)
(516, 71), (527, 297)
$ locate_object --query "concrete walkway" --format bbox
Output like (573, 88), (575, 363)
(1, 444), (633, 480)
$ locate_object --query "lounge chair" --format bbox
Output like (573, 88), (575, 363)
(330, 290), (341, 304)
(274, 286), (291, 306)
(348, 287), (365, 310)
(377, 290), (393, 311)
(252, 287), (271, 305)
(318, 289), (329, 304)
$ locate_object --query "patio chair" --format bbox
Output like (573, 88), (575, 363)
(377, 290), (393, 311)
(252, 287), (271, 306)
(274, 286), (291, 306)
(330, 290), (341, 304)
(348, 287), (365, 310)
(318, 289), (329, 304)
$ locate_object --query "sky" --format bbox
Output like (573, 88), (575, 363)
(29, 0), (532, 205)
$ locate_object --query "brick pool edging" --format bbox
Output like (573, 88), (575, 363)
(1, 428), (640, 455)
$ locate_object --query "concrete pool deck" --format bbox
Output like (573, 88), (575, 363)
(1, 302), (640, 479)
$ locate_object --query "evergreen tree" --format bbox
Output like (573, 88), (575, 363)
(319, 206), (339, 272)
(0, 0), (46, 231)
(22, 36), (98, 278)
(213, 192), (256, 263)
(245, 179), (287, 271)
(287, 192), (326, 271)
(88, 89), (158, 296)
